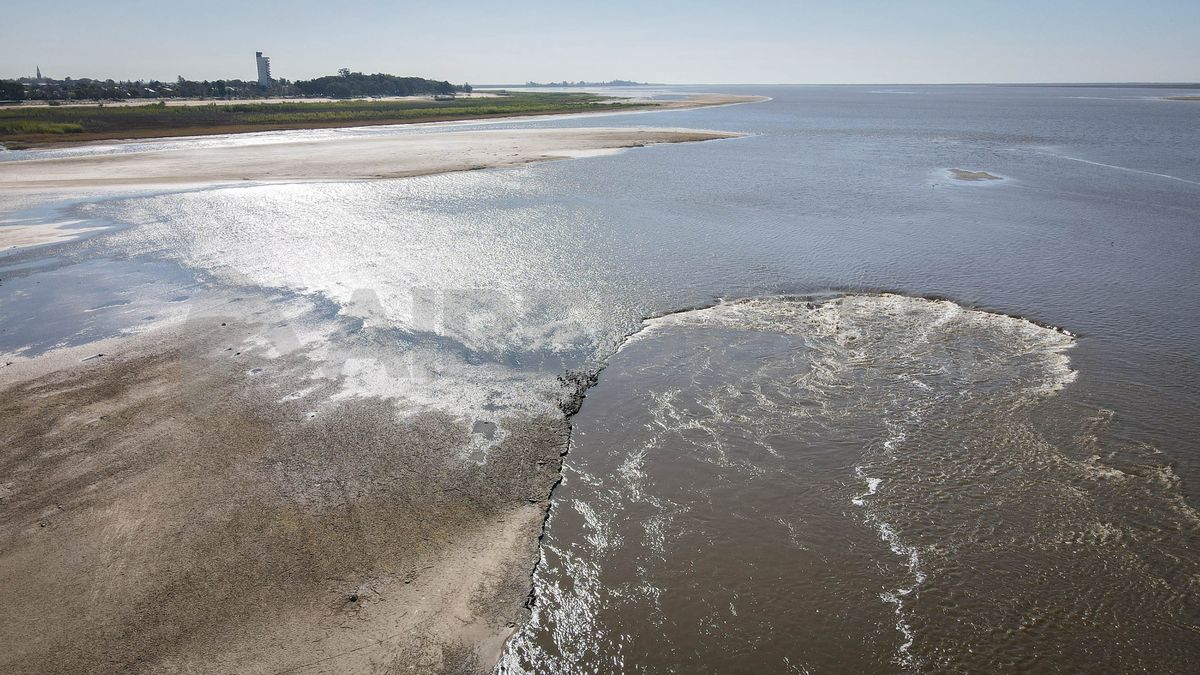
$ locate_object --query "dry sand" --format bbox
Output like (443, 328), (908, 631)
(643, 93), (768, 108)
(0, 127), (740, 190)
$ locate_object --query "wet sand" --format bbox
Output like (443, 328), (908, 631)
(0, 311), (578, 673)
(0, 221), (110, 252)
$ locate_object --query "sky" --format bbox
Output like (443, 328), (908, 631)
(4, 0), (1199, 84)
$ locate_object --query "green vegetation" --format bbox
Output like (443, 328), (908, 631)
(295, 72), (460, 98)
(0, 93), (651, 146)
(0, 120), (84, 135)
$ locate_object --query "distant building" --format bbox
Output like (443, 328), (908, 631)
(255, 51), (273, 87)
(36, 66), (42, 80)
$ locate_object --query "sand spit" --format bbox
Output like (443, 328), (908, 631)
(653, 93), (769, 108)
(0, 314), (578, 673)
(0, 127), (742, 191)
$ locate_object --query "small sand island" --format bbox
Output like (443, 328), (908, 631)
(949, 168), (1003, 181)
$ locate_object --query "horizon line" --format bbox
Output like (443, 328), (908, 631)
(479, 81), (1200, 87)
(5, 71), (1198, 88)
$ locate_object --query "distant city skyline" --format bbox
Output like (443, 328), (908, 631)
(4, 0), (1199, 84)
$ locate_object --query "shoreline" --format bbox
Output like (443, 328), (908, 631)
(0, 94), (766, 150)
(0, 126), (744, 252)
(0, 96), (756, 672)
(0, 113), (746, 672)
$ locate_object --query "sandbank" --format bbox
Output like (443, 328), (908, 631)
(949, 168), (1003, 181)
(0, 127), (742, 191)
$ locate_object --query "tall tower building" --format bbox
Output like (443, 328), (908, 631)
(255, 51), (273, 88)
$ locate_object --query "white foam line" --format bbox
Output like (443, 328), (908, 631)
(1046, 153), (1200, 187)
(854, 413), (928, 668)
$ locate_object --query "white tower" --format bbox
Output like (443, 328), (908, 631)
(255, 51), (272, 87)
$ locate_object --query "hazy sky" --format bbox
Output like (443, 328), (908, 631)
(5, 0), (1198, 83)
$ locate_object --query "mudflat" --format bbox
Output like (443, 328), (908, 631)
(0, 310), (577, 673)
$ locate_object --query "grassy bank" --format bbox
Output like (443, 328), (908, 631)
(0, 120), (86, 135)
(0, 93), (652, 148)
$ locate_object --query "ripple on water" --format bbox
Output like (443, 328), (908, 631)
(500, 294), (1198, 674)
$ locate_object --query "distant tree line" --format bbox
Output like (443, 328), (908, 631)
(0, 72), (470, 103)
(294, 72), (463, 98)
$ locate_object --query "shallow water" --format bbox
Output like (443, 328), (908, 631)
(2, 85), (1198, 670)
